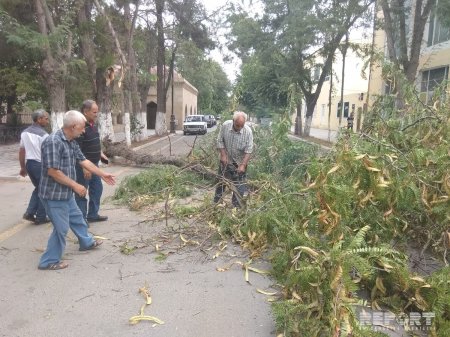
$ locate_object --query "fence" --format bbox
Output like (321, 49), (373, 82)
(0, 126), (26, 144)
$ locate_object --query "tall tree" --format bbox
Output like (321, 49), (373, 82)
(228, 0), (374, 135)
(176, 41), (231, 114)
(153, 0), (215, 135)
(155, 0), (166, 135)
(34, 0), (76, 128)
(0, 0), (45, 115)
(76, 0), (97, 98)
(378, 0), (436, 107)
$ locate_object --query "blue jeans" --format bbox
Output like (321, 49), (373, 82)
(214, 163), (247, 207)
(38, 196), (95, 268)
(75, 164), (103, 220)
(25, 160), (47, 221)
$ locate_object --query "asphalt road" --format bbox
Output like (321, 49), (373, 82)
(0, 132), (276, 337)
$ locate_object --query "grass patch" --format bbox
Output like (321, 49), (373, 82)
(113, 164), (210, 208)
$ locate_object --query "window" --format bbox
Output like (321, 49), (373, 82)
(313, 65), (321, 82)
(337, 102), (349, 118)
(428, 6), (450, 46)
(420, 66), (449, 104)
(421, 67), (449, 92)
(313, 64), (330, 82)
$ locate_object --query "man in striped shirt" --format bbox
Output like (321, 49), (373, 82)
(213, 111), (254, 208)
(75, 100), (109, 223)
(19, 109), (50, 225)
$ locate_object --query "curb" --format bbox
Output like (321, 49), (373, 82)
(132, 132), (177, 152)
(288, 133), (333, 151)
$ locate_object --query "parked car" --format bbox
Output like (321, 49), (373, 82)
(183, 115), (207, 135)
(204, 115), (216, 128)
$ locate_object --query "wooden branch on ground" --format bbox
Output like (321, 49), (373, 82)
(102, 138), (185, 167)
(102, 138), (218, 181)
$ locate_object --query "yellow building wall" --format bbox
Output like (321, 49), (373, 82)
(309, 46), (370, 132)
(147, 77), (198, 131)
(367, 2), (450, 104)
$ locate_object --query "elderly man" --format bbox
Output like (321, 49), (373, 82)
(213, 111), (254, 208)
(75, 99), (109, 223)
(19, 109), (50, 225)
(38, 110), (115, 271)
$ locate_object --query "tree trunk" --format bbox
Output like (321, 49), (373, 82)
(303, 95), (319, 137)
(155, 0), (167, 136)
(295, 101), (302, 136)
(338, 34), (349, 127)
(34, 0), (69, 131)
(123, 3), (140, 114)
(77, 0), (97, 99)
(380, 0), (436, 108)
(304, 115), (312, 137)
(328, 63), (333, 142)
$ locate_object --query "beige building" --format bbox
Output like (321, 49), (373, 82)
(296, 1), (450, 134)
(146, 67), (198, 131)
(293, 39), (370, 133)
(308, 44), (370, 132)
(368, 1), (450, 105)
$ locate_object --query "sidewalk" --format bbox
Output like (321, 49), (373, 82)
(290, 126), (338, 143)
(0, 142), (23, 180)
(308, 127), (338, 142)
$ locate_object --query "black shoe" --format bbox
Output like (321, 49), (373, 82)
(87, 215), (108, 223)
(23, 213), (35, 222)
(34, 217), (51, 225)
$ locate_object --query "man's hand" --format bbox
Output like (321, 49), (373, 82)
(73, 183), (88, 197)
(101, 173), (115, 186)
(83, 168), (92, 180)
(219, 153), (228, 167)
(19, 168), (27, 177)
(237, 164), (246, 174)
(101, 152), (109, 164)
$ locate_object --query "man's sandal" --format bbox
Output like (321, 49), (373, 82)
(79, 239), (103, 251)
(38, 261), (69, 270)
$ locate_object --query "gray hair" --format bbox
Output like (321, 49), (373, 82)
(63, 110), (87, 127)
(32, 109), (47, 123)
(81, 99), (97, 114)
(233, 111), (247, 122)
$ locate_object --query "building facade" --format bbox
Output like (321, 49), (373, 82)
(368, 0), (450, 105)
(293, 38), (371, 133)
(146, 68), (198, 131)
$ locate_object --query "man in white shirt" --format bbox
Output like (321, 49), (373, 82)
(19, 109), (50, 225)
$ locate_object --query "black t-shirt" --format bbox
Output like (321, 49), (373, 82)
(75, 122), (101, 164)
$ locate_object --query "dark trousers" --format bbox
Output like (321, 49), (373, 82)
(213, 163), (247, 207)
(25, 160), (46, 221)
(75, 164), (103, 220)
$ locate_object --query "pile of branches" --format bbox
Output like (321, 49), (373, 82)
(204, 92), (449, 336)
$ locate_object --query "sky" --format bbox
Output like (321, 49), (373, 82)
(201, 0), (243, 83)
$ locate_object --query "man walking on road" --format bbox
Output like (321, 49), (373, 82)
(19, 109), (50, 225)
(75, 99), (109, 223)
(38, 110), (115, 270)
(213, 111), (253, 208)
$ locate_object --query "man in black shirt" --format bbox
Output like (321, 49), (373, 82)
(75, 100), (109, 223)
